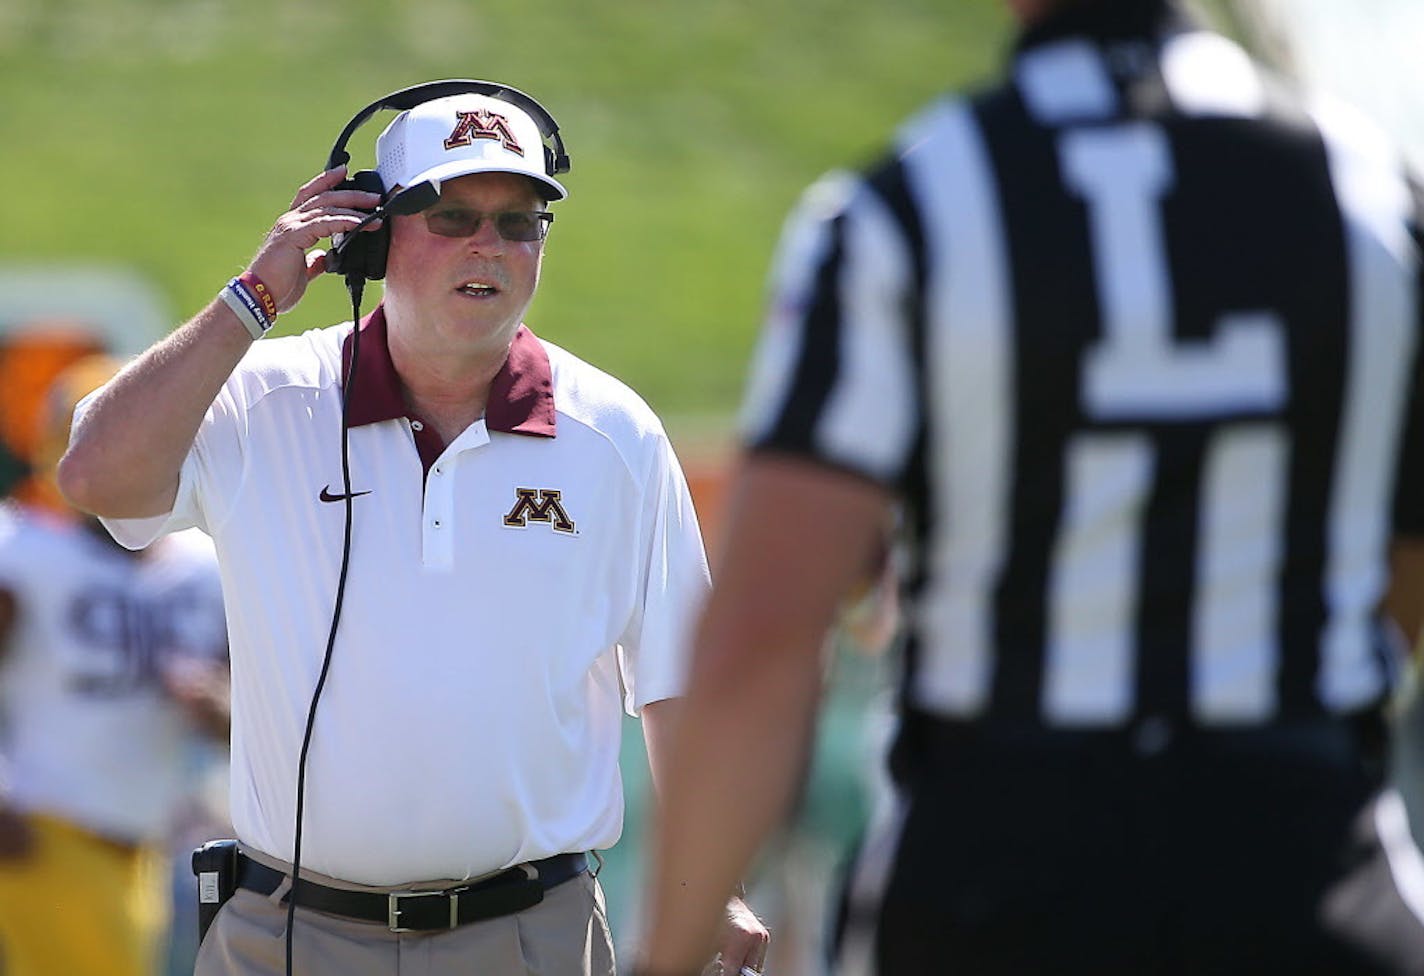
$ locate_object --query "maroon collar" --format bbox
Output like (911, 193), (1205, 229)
(340, 305), (556, 437)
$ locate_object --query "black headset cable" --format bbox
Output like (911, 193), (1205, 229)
(285, 274), (365, 975)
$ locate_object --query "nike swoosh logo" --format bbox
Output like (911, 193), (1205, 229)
(319, 486), (373, 503)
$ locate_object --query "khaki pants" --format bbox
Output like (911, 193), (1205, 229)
(195, 855), (615, 976)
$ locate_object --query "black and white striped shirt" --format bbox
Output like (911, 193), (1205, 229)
(742, 0), (1424, 728)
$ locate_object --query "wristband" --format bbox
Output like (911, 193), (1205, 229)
(220, 271), (277, 340)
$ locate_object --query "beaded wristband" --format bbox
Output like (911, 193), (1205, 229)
(220, 271), (277, 340)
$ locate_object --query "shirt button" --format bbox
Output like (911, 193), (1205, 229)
(411, 420), (425, 432)
(432, 519), (442, 528)
(433, 466), (443, 476)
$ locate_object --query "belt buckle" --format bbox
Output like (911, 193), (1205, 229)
(387, 889), (458, 932)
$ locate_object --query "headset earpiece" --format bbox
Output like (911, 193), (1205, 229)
(546, 144), (570, 176)
(326, 169), (390, 281)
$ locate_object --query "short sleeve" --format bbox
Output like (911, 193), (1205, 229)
(75, 374), (250, 550)
(615, 432), (711, 715)
(740, 167), (922, 486)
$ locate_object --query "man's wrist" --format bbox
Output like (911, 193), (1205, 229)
(219, 270), (278, 340)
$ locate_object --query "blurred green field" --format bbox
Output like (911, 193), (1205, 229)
(0, 0), (1012, 425)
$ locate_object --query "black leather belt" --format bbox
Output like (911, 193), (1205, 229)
(236, 851), (588, 932)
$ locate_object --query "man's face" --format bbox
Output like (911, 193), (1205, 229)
(383, 171), (548, 354)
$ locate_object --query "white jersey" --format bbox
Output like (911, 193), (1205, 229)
(0, 504), (227, 842)
(89, 313), (710, 885)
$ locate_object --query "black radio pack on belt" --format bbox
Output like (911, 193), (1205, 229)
(193, 838), (240, 945)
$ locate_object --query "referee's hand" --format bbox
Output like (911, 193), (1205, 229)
(713, 895), (770, 976)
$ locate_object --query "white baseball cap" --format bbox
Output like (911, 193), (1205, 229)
(375, 92), (568, 202)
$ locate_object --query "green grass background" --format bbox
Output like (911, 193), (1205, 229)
(0, 0), (1014, 428)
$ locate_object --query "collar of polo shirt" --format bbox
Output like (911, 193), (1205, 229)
(340, 305), (557, 437)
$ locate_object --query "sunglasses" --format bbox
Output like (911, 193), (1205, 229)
(421, 207), (555, 242)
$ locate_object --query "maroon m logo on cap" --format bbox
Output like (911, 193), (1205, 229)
(443, 109), (525, 157)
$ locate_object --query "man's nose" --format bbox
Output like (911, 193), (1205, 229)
(465, 215), (506, 253)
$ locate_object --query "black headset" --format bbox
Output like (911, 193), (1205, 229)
(324, 79), (572, 282)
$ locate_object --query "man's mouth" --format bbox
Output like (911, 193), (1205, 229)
(457, 280), (499, 297)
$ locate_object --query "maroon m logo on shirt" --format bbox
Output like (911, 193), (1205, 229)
(503, 488), (575, 533)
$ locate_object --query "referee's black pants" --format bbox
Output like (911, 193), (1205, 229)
(834, 712), (1424, 976)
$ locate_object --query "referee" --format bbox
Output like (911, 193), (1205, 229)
(640, 0), (1424, 973)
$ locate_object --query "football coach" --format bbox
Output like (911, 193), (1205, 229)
(58, 80), (768, 976)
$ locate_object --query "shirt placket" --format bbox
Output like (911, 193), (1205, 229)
(420, 419), (490, 570)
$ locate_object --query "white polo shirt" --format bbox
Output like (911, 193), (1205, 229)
(86, 309), (709, 885)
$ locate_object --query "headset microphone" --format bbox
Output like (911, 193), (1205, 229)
(330, 181), (441, 297)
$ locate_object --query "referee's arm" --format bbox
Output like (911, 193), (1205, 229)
(640, 453), (891, 972)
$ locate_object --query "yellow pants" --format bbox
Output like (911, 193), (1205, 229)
(0, 813), (166, 976)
